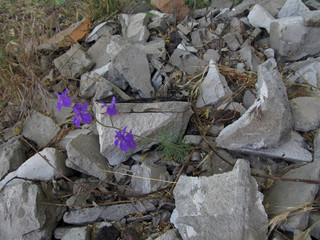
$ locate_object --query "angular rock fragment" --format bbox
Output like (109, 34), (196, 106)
(110, 45), (154, 98)
(170, 49), (207, 76)
(303, 10), (320, 27)
(66, 134), (113, 181)
(0, 181), (65, 240)
(270, 16), (320, 61)
(260, 0), (287, 16)
(264, 160), (320, 231)
(171, 159), (268, 240)
(119, 13), (150, 42)
(223, 32), (241, 51)
(23, 111), (60, 148)
(95, 101), (193, 166)
(290, 97), (320, 132)
(63, 201), (156, 224)
(217, 59), (293, 150)
(131, 162), (171, 194)
(248, 4), (275, 33)
(86, 22), (116, 43)
(151, 0), (189, 21)
(53, 43), (95, 78)
(196, 60), (232, 108)
(277, 0), (310, 18)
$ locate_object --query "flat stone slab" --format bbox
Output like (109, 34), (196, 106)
(95, 101), (193, 166)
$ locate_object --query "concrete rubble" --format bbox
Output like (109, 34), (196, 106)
(1, 0), (320, 239)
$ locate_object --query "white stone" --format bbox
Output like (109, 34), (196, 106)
(248, 4), (275, 33)
(278, 0), (310, 18)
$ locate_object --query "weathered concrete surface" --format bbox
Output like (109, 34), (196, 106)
(171, 159), (267, 240)
(120, 13), (150, 42)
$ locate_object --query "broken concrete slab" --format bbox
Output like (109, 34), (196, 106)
(314, 129), (320, 161)
(264, 160), (320, 232)
(86, 21), (116, 43)
(63, 201), (156, 225)
(119, 13), (150, 42)
(170, 48), (207, 76)
(277, 0), (310, 18)
(53, 43), (95, 79)
(148, 10), (175, 32)
(216, 59), (294, 150)
(303, 10), (320, 27)
(66, 133), (113, 181)
(223, 32), (241, 51)
(130, 162), (171, 194)
(23, 111), (60, 148)
(110, 45), (154, 98)
(260, 0), (287, 16)
(290, 97), (320, 132)
(305, 0), (320, 10)
(239, 45), (263, 72)
(0, 180), (65, 240)
(151, 0), (190, 21)
(171, 159), (268, 240)
(95, 101), (193, 166)
(196, 60), (232, 108)
(270, 16), (320, 61)
(248, 4), (275, 33)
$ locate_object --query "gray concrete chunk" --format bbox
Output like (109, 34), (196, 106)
(248, 4), (275, 33)
(278, 0), (310, 18)
(120, 13), (150, 42)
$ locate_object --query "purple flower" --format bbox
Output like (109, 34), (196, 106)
(55, 88), (71, 111)
(114, 126), (136, 152)
(101, 96), (118, 116)
(73, 102), (92, 128)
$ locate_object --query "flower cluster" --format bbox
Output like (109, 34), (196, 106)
(55, 89), (136, 152)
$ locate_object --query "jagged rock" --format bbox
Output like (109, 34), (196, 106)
(314, 129), (320, 161)
(171, 159), (268, 240)
(151, 0), (190, 21)
(216, 59), (293, 150)
(23, 111), (60, 148)
(130, 162), (171, 194)
(154, 229), (182, 240)
(66, 133), (113, 181)
(58, 129), (91, 149)
(264, 160), (320, 231)
(63, 201), (156, 224)
(95, 101), (193, 166)
(86, 22), (116, 43)
(239, 45), (263, 72)
(309, 212), (320, 239)
(270, 16), (320, 61)
(277, 0), (310, 18)
(80, 71), (113, 99)
(223, 32), (241, 51)
(243, 90), (256, 109)
(148, 10), (175, 32)
(248, 4), (275, 33)
(229, 0), (264, 18)
(260, 0), (287, 16)
(87, 35), (113, 69)
(233, 131), (312, 163)
(203, 49), (220, 62)
(0, 180), (65, 240)
(119, 13), (150, 42)
(196, 60), (232, 108)
(0, 137), (26, 180)
(53, 43), (95, 78)
(303, 10), (320, 27)
(109, 45), (154, 98)
(305, 0), (320, 10)
(55, 226), (91, 240)
(290, 97), (320, 132)
(211, 0), (233, 9)
(170, 48), (207, 76)
(264, 48), (275, 59)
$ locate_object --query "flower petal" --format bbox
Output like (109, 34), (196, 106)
(114, 139), (119, 147)
(62, 96), (71, 107)
(82, 113), (92, 124)
(120, 141), (128, 152)
(82, 102), (88, 112)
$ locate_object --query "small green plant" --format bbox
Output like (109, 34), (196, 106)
(156, 126), (191, 164)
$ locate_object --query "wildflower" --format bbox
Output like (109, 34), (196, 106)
(73, 102), (92, 128)
(55, 88), (71, 111)
(101, 96), (118, 116)
(114, 126), (136, 152)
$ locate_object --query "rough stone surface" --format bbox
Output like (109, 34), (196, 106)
(63, 201), (156, 224)
(155, 229), (182, 240)
(0, 137), (26, 180)
(305, 0), (320, 10)
(23, 111), (60, 148)
(290, 97), (320, 132)
(264, 160), (320, 232)
(110, 45), (154, 98)
(239, 45), (263, 72)
(60, 226), (91, 240)
(171, 159), (268, 240)
(196, 60), (232, 108)
(170, 49), (207, 76)
(120, 13), (150, 42)
(151, 0), (190, 21)
(217, 59), (293, 150)
(66, 133), (113, 181)
(0, 181), (65, 240)
(86, 22), (115, 43)
(309, 212), (320, 239)
(234, 131), (312, 163)
(270, 16), (320, 61)
(223, 32), (241, 51)
(95, 101), (193, 166)
(248, 4), (275, 33)
(260, 0), (287, 16)
(303, 10), (320, 27)
(277, 0), (310, 18)
(53, 43), (95, 78)
(130, 162), (171, 194)
(58, 129), (91, 149)
(314, 129), (320, 161)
